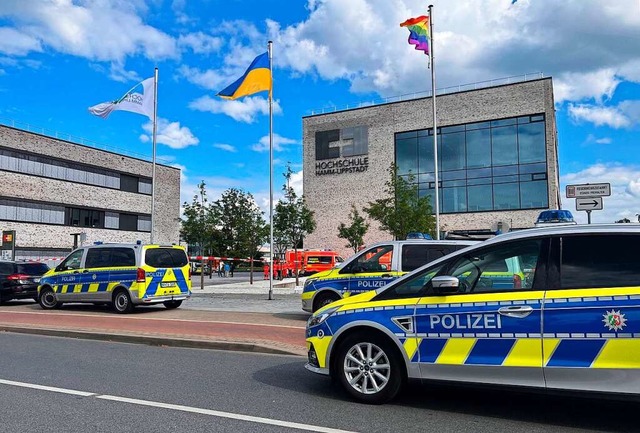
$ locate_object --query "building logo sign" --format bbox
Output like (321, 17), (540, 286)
(315, 126), (369, 176)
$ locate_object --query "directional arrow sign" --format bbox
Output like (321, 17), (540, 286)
(576, 197), (603, 211)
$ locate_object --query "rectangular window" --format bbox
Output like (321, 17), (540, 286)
(396, 138), (418, 175)
(493, 183), (520, 210)
(105, 212), (119, 229)
(468, 184), (493, 211)
(418, 135), (440, 174)
(440, 132), (465, 171)
(137, 216), (151, 232)
(491, 125), (518, 166)
(442, 186), (467, 213)
(138, 179), (152, 195)
(120, 214), (138, 231)
(518, 122), (546, 164)
(465, 129), (491, 169)
(520, 180), (548, 209)
(561, 235), (640, 289)
(120, 174), (139, 193)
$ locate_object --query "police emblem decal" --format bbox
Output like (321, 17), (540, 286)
(603, 310), (627, 332)
(92, 274), (97, 281)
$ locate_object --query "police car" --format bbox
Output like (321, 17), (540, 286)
(38, 242), (191, 313)
(302, 240), (477, 312)
(305, 225), (640, 404)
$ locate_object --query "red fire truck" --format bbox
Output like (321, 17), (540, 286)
(263, 250), (343, 279)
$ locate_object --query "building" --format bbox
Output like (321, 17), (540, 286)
(303, 76), (559, 257)
(0, 123), (181, 262)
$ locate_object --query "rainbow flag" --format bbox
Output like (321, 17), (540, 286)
(217, 52), (271, 100)
(400, 15), (430, 55)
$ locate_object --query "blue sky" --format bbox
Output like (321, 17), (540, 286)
(1, 0), (639, 224)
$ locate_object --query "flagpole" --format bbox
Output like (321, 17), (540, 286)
(429, 5), (440, 240)
(151, 67), (158, 244)
(268, 41), (274, 301)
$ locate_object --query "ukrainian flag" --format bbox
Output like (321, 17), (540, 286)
(217, 52), (271, 100)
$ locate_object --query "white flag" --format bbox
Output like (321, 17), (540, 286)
(88, 77), (155, 120)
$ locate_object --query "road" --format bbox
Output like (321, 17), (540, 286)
(1, 333), (638, 433)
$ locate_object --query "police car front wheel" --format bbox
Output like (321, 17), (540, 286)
(335, 332), (404, 404)
(39, 287), (62, 310)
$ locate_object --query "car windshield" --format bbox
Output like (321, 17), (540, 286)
(17, 263), (50, 275)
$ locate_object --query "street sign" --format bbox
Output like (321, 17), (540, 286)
(566, 183), (611, 198)
(576, 197), (603, 211)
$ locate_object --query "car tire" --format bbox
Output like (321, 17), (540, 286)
(112, 289), (134, 314)
(313, 292), (340, 312)
(334, 332), (404, 404)
(39, 287), (62, 310)
(163, 300), (182, 309)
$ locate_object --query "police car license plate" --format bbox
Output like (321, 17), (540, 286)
(160, 282), (176, 288)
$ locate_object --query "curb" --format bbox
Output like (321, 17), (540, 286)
(0, 326), (306, 357)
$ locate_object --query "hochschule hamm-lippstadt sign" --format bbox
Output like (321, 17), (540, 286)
(314, 126), (370, 176)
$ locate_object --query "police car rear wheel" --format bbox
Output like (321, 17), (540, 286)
(112, 289), (133, 314)
(163, 300), (182, 309)
(336, 333), (403, 404)
(39, 288), (62, 310)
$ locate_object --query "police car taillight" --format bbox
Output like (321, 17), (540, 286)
(136, 268), (146, 283)
(513, 274), (522, 289)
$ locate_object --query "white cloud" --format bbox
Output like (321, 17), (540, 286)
(0, 1), (178, 62)
(261, 0), (640, 104)
(561, 163), (640, 223)
(213, 143), (237, 152)
(140, 117), (199, 149)
(251, 134), (298, 152)
(189, 95), (281, 123)
(568, 104), (631, 128)
(177, 65), (230, 91)
(553, 69), (621, 104)
(0, 27), (42, 56)
(178, 32), (223, 54)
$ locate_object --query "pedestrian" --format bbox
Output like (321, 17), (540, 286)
(218, 260), (224, 277)
(230, 262), (235, 277)
(224, 262), (230, 277)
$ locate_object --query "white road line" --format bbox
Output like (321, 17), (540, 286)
(0, 310), (306, 329)
(0, 378), (357, 433)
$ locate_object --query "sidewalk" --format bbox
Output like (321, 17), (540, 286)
(189, 275), (306, 295)
(0, 288), (309, 357)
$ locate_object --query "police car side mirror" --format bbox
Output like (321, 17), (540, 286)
(432, 276), (459, 294)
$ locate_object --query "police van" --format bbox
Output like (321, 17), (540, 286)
(305, 225), (640, 404)
(38, 243), (191, 313)
(301, 240), (477, 312)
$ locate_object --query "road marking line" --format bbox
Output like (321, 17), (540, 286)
(0, 311), (305, 329)
(0, 378), (357, 433)
(0, 379), (95, 397)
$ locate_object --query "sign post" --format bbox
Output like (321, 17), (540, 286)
(567, 183), (609, 224)
(1, 230), (16, 261)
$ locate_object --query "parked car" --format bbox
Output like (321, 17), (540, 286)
(0, 261), (50, 303)
(305, 224), (640, 404)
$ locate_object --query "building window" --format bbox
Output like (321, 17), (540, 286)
(67, 207), (104, 228)
(120, 213), (138, 231)
(0, 199), (65, 225)
(395, 114), (548, 214)
(0, 147), (153, 194)
(137, 215), (151, 232)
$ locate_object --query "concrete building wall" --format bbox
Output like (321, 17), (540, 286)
(303, 78), (558, 258)
(0, 125), (180, 254)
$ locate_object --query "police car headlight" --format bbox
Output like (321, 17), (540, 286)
(307, 306), (338, 328)
(304, 278), (316, 288)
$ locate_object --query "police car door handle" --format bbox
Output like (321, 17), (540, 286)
(498, 305), (533, 318)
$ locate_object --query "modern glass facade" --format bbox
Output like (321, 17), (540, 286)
(395, 114), (548, 213)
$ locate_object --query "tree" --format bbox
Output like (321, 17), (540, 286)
(273, 165), (316, 286)
(216, 188), (268, 284)
(364, 164), (435, 240)
(181, 181), (219, 256)
(338, 205), (369, 254)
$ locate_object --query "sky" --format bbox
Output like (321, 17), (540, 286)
(0, 0), (639, 225)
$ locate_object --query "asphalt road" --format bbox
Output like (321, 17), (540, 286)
(1, 333), (639, 433)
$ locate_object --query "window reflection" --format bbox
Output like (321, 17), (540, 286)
(395, 114), (548, 213)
